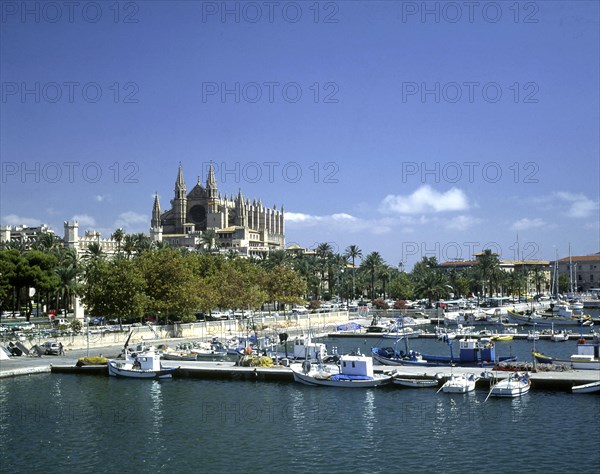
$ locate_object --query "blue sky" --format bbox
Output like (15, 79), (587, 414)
(1, 0), (599, 269)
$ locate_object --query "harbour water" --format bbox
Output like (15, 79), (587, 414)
(1, 364), (599, 473)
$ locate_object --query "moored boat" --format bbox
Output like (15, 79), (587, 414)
(508, 308), (591, 327)
(532, 335), (600, 370)
(393, 377), (439, 388)
(373, 337), (517, 368)
(487, 372), (531, 398)
(108, 346), (176, 379)
(439, 373), (478, 393)
(291, 353), (392, 388)
(571, 380), (600, 394)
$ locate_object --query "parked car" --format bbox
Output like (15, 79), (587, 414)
(42, 342), (60, 355)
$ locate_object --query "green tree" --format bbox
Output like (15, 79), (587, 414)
(262, 264), (307, 312)
(361, 251), (384, 300)
(413, 270), (450, 303)
(344, 244), (362, 300)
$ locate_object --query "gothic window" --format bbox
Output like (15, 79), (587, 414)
(189, 205), (207, 226)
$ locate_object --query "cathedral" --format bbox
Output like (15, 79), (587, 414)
(150, 164), (285, 257)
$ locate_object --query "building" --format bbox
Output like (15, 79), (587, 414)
(0, 224), (56, 248)
(150, 164), (285, 257)
(62, 221), (120, 258)
(438, 255), (551, 294)
(553, 253), (600, 292)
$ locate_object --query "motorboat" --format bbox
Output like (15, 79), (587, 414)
(439, 373), (478, 393)
(487, 372), (531, 398)
(372, 337), (517, 367)
(393, 377), (439, 388)
(532, 335), (600, 370)
(572, 380), (600, 394)
(108, 345), (176, 379)
(291, 353), (392, 388)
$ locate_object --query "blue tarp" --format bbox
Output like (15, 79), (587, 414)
(331, 374), (373, 381)
(336, 322), (361, 331)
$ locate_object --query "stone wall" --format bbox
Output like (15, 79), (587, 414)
(53, 311), (350, 351)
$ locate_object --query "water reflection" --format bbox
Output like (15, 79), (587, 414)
(149, 380), (163, 437)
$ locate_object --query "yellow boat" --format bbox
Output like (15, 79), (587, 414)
(492, 335), (514, 342)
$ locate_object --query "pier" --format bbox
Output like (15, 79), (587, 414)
(47, 360), (600, 391)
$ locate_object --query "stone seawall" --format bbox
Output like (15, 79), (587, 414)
(52, 311), (351, 350)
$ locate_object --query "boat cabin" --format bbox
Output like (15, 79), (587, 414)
(459, 338), (495, 362)
(130, 348), (162, 371)
(293, 336), (327, 360)
(340, 355), (374, 378)
(575, 336), (600, 359)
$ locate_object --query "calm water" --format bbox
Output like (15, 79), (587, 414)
(1, 364), (599, 473)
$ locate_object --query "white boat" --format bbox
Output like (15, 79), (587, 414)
(108, 345), (176, 379)
(291, 353), (392, 388)
(550, 330), (570, 342)
(572, 380), (600, 394)
(488, 372), (531, 398)
(527, 331), (540, 341)
(393, 377), (438, 388)
(439, 373), (478, 393)
(532, 335), (600, 369)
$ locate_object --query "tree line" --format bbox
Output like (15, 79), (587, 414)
(0, 231), (556, 322)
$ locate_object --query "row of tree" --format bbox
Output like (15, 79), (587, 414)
(0, 231), (559, 322)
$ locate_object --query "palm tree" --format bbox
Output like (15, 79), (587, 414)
(55, 264), (79, 317)
(198, 230), (218, 253)
(133, 233), (152, 253)
(112, 228), (125, 255)
(32, 232), (59, 251)
(344, 244), (362, 300)
(316, 243), (333, 298)
(122, 234), (136, 259)
(414, 271), (450, 304)
(85, 242), (104, 261)
(477, 249), (501, 297)
(361, 252), (384, 300)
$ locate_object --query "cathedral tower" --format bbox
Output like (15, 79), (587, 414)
(173, 163), (187, 234)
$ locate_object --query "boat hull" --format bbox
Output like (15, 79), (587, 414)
(490, 381), (531, 397)
(393, 378), (438, 388)
(508, 310), (588, 326)
(372, 348), (515, 368)
(532, 351), (600, 370)
(572, 381), (600, 394)
(107, 360), (176, 379)
(291, 367), (391, 388)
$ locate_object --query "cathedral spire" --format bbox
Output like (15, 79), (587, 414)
(206, 162), (217, 190)
(175, 162), (186, 194)
(151, 192), (161, 228)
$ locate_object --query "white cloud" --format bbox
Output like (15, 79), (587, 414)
(554, 192), (599, 218)
(510, 218), (546, 231)
(113, 211), (148, 233)
(380, 185), (470, 214)
(446, 215), (483, 231)
(286, 211), (393, 235)
(94, 194), (111, 202)
(1, 214), (42, 226)
(71, 214), (96, 227)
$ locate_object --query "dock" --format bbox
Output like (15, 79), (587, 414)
(48, 360), (600, 391)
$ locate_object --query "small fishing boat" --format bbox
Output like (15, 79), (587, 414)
(291, 353), (392, 388)
(439, 373), (478, 393)
(491, 335), (513, 342)
(487, 372), (531, 398)
(550, 330), (570, 342)
(532, 335), (600, 370)
(393, 377), (439, 388)
(571, 380), (600, 394)
(527, 331), (540, 341)
(373, 338), (517, 367)
(108, 346), (176, 379)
